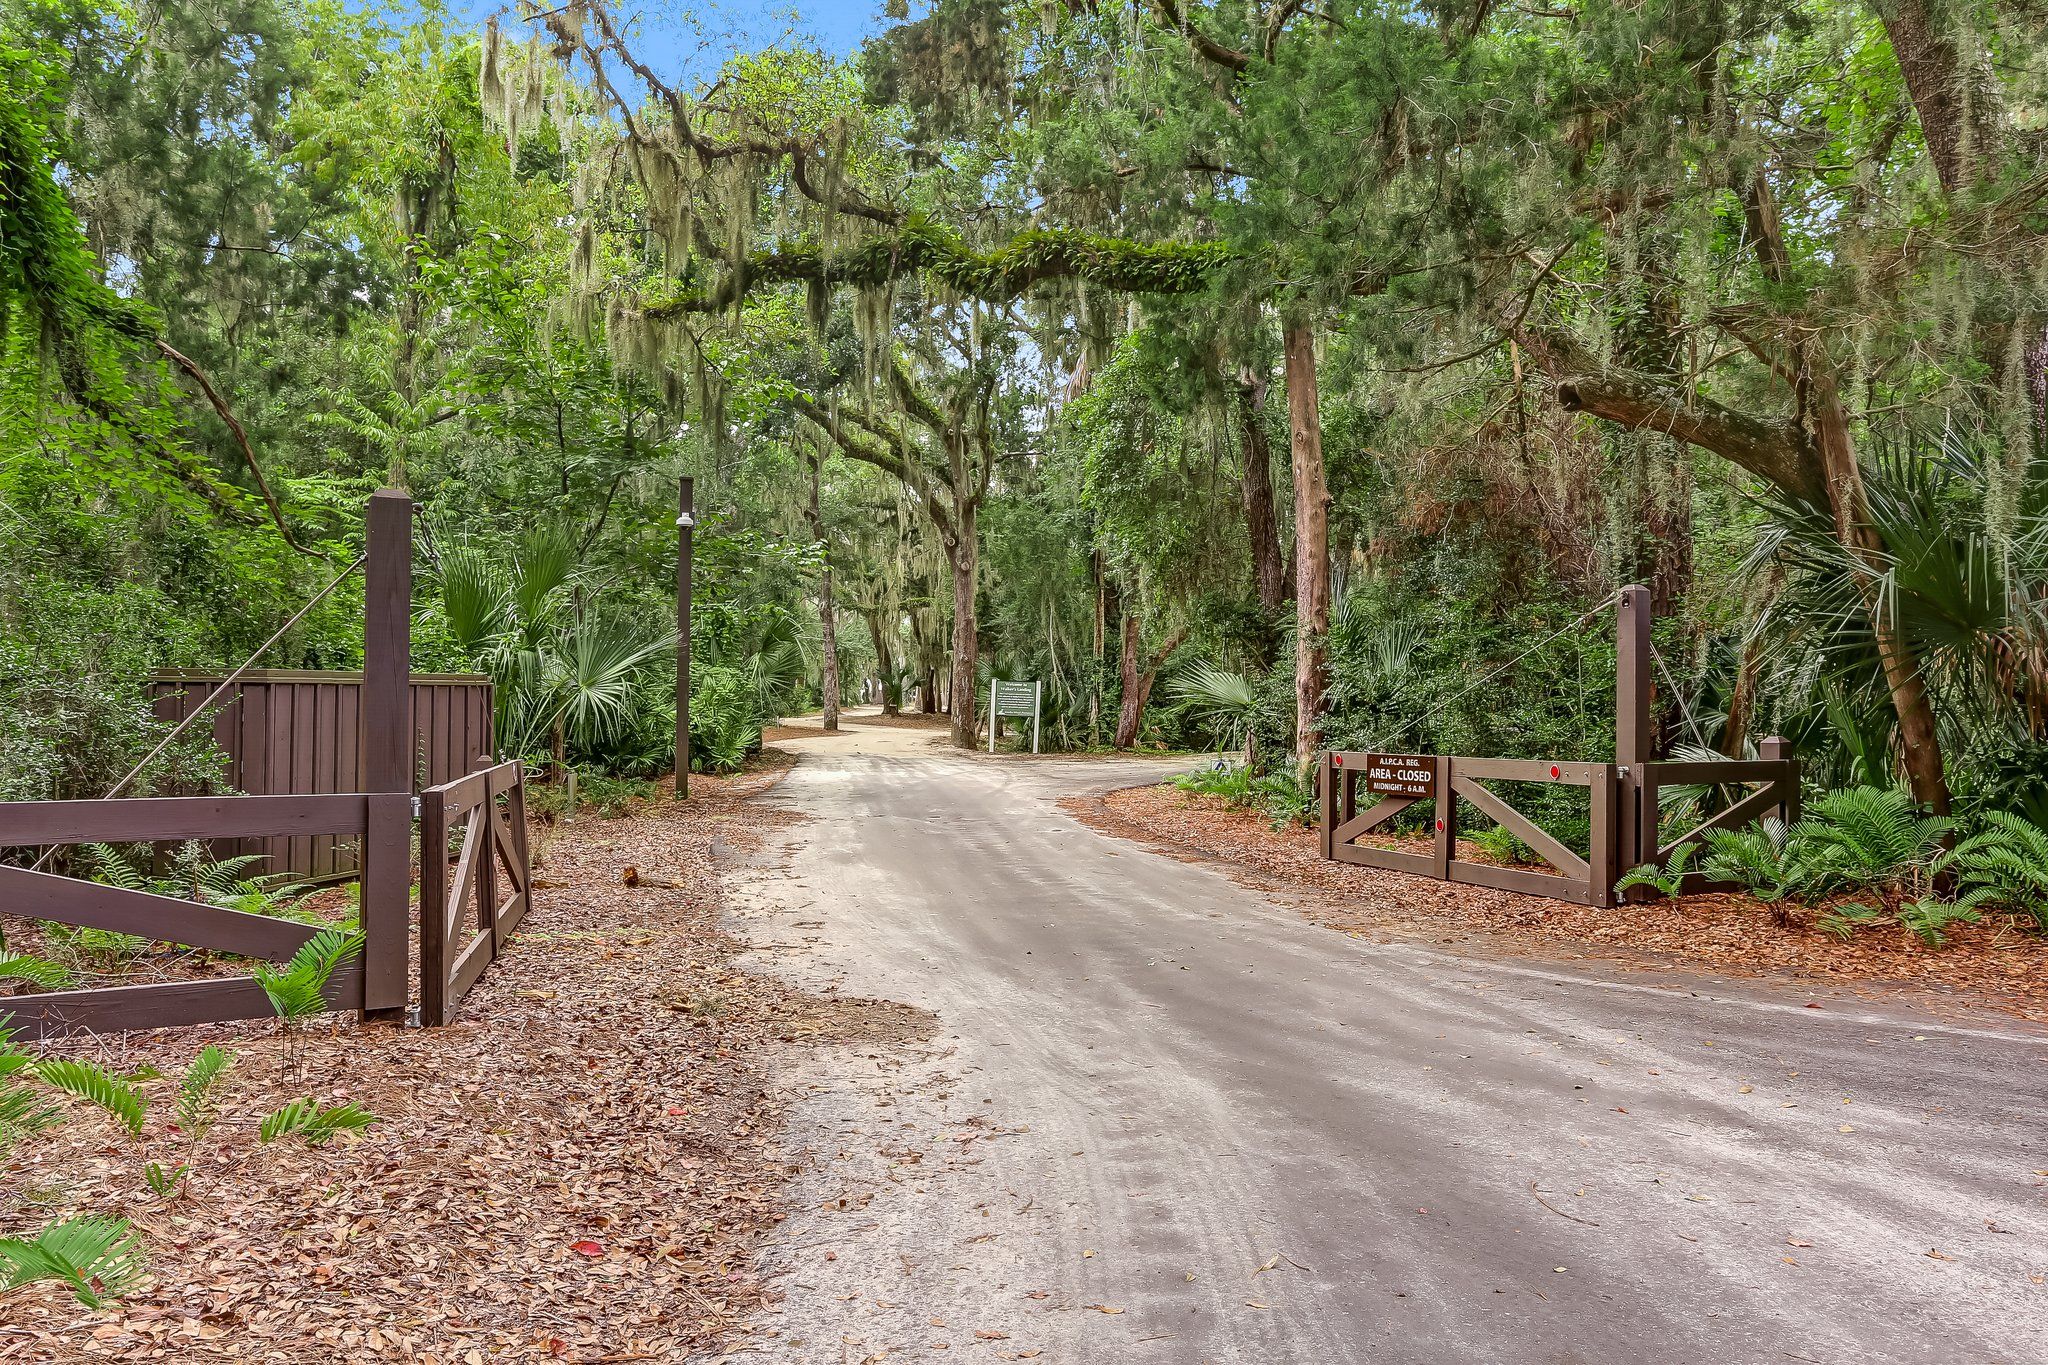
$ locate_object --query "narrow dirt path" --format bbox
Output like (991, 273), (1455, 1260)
(720, 720), (2048, 1364)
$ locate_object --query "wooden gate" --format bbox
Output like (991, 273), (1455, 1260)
(1322, 753), (1620, 907)
(0, 793), (410, 1038)
(1634, 751), (1801, 894)
(418, 759), (531, 1025)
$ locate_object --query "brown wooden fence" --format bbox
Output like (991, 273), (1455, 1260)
(1319, 748), (1800, 907)
(419, 759), (531, 1026)
(147, 670), (491, 880)
(0, 491), (533, 1039)
(0, 793), (411, 1038)
(1321, 753), (1622, 906)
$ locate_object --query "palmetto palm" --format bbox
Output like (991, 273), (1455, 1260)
(1169, 662), (1262, 767)
(433, 527), (675, 763)
(1749, 435), (2048, 773)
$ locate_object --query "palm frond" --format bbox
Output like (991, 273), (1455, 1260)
(0, 956), (75, 990)
(259, 1097), (379, 1145)
(34, 1059), (146, 1135)
(176, 1046), (235, 1137)
(0, 1217), (148, 1307)
(252, 929), (362, 1022)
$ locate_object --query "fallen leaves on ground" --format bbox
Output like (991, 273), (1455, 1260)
(1067, 784), (2048, 1026)
(2, 752), (915, 1362)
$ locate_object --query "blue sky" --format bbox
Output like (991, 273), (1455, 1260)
(434, 2), (890, 79)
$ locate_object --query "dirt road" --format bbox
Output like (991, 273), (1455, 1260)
(724, 716), (2047, 1364)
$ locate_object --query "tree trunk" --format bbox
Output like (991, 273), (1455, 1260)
(1874, 0), (1999, 197)
(1745, 167), (1951, 812)
(1807, 364), (1951, 812)
(1116, 609), (1144, 750)
(863, 609), (900, 715)
(1089, 548), (1105, 743)
(947, 511), (979, 748)
(1283, 320), (1332, 769)
(807, 454), (839, 732)
(1236, 380), (1289, 612)
(817, 561), (839, 731)
(1114, 612), (1188, 750)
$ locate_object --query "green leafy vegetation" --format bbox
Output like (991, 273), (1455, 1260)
(1615, 791), (2048, 947)
(2, 0), (2046, 1013)
(257, 1097), (378, 1146)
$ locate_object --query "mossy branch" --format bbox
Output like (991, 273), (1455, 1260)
(643, 222), (1236, 318)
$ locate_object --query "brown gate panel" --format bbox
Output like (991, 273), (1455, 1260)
(146, 670), (491, 880)
(1322, 752), (1618, 907)
(419, 759), (532, 1026)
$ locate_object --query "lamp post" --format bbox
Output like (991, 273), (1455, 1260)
(675, 477), (694, 798)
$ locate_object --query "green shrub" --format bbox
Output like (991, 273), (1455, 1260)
(1614, 844), (1699, 899)
(1949, 811), (2048, 930)
(690, 665), (761, 774)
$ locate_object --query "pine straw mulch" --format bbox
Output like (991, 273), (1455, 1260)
(2, 750), (929, 1362)
(1068, 783), (2048, 1028)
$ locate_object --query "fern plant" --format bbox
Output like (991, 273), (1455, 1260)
(1794, 787), (1952, 902)
(1614, 843), (1700, 900)
(85, 842), (317, 923)
(0, 1025), (60, 1157)
(252, 929), (361, 1022)
(1471, 825), (1537, 867)
(259, 1098), (378, 1146)
(1899, 898), (1982, 947)
(1817, 900), (1889, 941)
(0, 1217), (147, 1308)
(0, 955), (75, 991)
(33, 1059), (146, 1136)
(1949, 811), (2048, 930)
(1697, 818), (1815, 904)
(253, 929), (361, 1081)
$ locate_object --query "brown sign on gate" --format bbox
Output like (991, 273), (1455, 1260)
(1364, 753), (1437, 798)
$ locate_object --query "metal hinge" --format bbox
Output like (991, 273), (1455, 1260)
(411, 795), (423, 820)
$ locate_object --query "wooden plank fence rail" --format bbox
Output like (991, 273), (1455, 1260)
(146, 670), (492, 880)
(0, 791), (407, 1039)
(419, 758), (532, 1026)
(1321, 747), (1800, 906)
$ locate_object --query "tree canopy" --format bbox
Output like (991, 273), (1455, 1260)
(3, 0), (2045, 818)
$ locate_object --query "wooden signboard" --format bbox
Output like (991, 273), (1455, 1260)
(1364, 753), (1437, 798)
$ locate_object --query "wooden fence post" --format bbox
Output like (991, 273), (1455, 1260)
(1760, 736), (1800, 824)
(360, 489), (411, 1020)
(1433, 755), (1454, 880)
(1589, 764), (1617, 907)
(1615, 584), (1652, 877)
(1319, 753), (1336, 861)
(417, 781), (448, 1026)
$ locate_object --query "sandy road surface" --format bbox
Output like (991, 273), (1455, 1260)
(719, 714), (2048, 1364)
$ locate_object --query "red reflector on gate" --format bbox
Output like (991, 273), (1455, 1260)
(1549, 765), (1560, 778)
(1332, 754), (1343, 766)
(1435, 819), (1445, 832)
